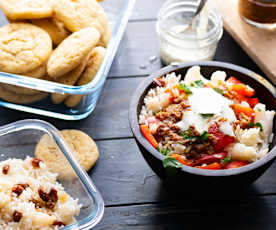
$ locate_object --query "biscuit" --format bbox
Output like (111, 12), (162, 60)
(35, 129), (99, 179)
(2, 64), (47, 95)
(0, 23), (52, 74)
(65, 46), (106, 107)
(51, 56), (88, 104)
(0, 85), (48, 104)
(47, 27), (100, 78)
(99, 22), (112, 48)
(0, 0), (53, 20)
(54, 0), (109, 39)
(32, 17), (70, 46)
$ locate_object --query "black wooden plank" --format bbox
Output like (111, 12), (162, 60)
(95, 195), (276, 230)
(109, 21), (265, 79)
(0, 77), (145, 140)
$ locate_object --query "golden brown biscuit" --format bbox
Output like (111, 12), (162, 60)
(35, 129), (99, 179)
(0, 0), (53, 20)
(53, 0), (109, 40)
(31, 17), (70, 46)
(99, 22), (112, 48)
(0, 85), (48, 104)
(0, 23), (52, 74)
(51, 56), (88, 104)
(47, 27), (100, 78)
(65, 46), (106, 107)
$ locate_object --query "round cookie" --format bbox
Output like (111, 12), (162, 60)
(35, 129), (99, 179)
(0, 85), (48, 104)
(0, 0), (53, 20)
(32, 17), (71, 46)
(3, 64), (47, 95)
(0, 23), (52, 74)
(65, 46), (106, 107)
(47, 27), (100, 78)
(53, 0), (109, 37)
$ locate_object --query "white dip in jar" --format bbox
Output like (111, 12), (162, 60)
(157, 0), (223, 65)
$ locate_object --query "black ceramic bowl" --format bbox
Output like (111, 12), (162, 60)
(129, 61), (276, 190)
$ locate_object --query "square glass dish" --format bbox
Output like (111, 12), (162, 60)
(0, 119), (104, 229)
(0, 0), (136, 120)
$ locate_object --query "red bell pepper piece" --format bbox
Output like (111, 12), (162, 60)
(208, 123), (235, 152)
(170, 154), (194, 167)
(195, 162), (222, 170)
(231, 84), (255, 97)
(247, 98), (259, 108)
(225, 161), (249, 169)
(140, 125), (158, 149)
(165, 88), (175, 102)
(226, 76), (242, 84)
(196, 152), (227, 165)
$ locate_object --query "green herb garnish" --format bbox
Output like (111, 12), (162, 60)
(257, 108), (262, 112)
(269, 143), (273, 149)
(200, 113), (214, 119)
(163, 157), (182, 175)
(157, 146), (171, 156)
(199, 131), (210, 141)
(221, 155), (231, 165)
(194, 80), (204, 87)
(179, 83), (193, 95)
(213, 87), (224, 95)
(249, 122), (263, 131)
(179, 128), (196, 140)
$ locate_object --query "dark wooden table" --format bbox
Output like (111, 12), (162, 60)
(1, 1), (276, 229)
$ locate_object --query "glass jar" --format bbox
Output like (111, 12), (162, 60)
(156, 0), (223, 65)
(238, 0), (276, 29)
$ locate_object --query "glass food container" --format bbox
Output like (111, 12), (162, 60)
(0, 119), (104, 229)
(0, 0), (136, 120)
(238, 0), (276, 29)
(156, 0), (223, 65)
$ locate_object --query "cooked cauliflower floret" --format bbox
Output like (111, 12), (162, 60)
(227, 143), (257, 162)
(184, 66), (207, 85)
(235, 126), (261, 146)
(210, 71), (226, 86)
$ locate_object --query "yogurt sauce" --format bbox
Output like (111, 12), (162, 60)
(176, 87), (236, 136)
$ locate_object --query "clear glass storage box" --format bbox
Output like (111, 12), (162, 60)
(0, 119), (104, 229)
(0, 0), (136, 120)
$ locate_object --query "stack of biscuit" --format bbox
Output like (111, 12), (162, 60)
(0, 0), (110, 107)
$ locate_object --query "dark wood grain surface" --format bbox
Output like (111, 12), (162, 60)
(0, 0), (275, 229)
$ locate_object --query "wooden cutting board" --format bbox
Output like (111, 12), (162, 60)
(214, 0), (276, 85)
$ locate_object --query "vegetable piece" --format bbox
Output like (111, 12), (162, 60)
(226, 76), (241, 84)
(170, 154), (194, 166)
(221, 155), (231, 165)
(199, 131), (210, 142)
(163, 157), (182, 169)
(249, 122), (263, 131)
(208, 123), (235, 151)
(200, 113), (214, 119)
(225, 161), (248, 169)
(195, 162), (222, 170)
(247, 98), (259, 108)
(231, 84), (255, 97)
(196, 153), (227, 165)
(146, 117), (158, 126)
(232, 104), (255, 120)
(179, 128), (196, 140)
(179, 83), (192, 95)
(140, 125), (158, 148)
(213, 87), (224, 95)
(193, 80), (204, 87)
(157, 146), (171, 156)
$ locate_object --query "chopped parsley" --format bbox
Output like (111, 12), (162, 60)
(194, 80), (204, 87)
(221, 155), (231, 165)
(213, 87), (224, 95)
(269, 143), (273, 149)
(257, 108), (262, 112)
(199, 131), (210, 141)
(156, 146), (171, 156)
(179, 128), (196, 140)
(179, 83), (193, 95)
(249, 122), (263, 131)
(200, 113), (214, 119)
(163, 157), (182, 175)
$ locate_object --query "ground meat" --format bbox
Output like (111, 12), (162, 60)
(38, 187), (58, 209)
(2, 165), (9, 175)
(12, 184), (29, 197)
(31, 158), (42, 168)
(156, 103), (184, 123)
(30, 199), (42, 209)
(13, 211), (22, 222)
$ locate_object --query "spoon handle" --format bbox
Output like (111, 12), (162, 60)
(194, 0), (207, 16)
